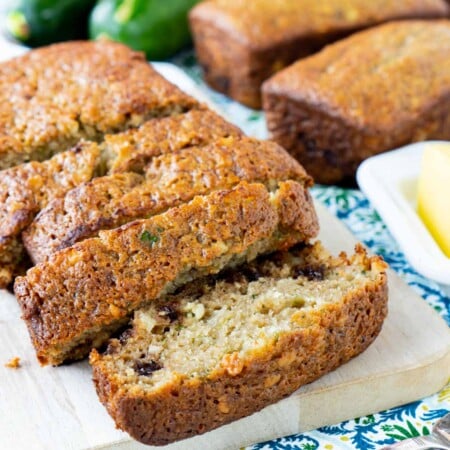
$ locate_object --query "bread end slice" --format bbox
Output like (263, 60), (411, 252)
(90, 242), (387, 446)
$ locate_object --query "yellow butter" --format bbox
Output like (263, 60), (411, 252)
(417, 143), (450, 257)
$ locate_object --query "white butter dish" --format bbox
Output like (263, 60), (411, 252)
(357, 141), (450, 285)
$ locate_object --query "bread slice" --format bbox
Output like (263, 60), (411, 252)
(0, 110), (240, 288)
(15, 181), (318, 365)
(24, 136), (310, 264)
(90, 241), (388, 446)
(0, 41), (197, 170)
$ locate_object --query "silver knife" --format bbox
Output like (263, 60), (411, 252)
(382, 413), (450, 450)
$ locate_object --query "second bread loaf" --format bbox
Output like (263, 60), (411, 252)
(263, 20), (450, 184)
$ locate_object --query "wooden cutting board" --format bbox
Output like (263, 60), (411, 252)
(1, 202), (449, 450)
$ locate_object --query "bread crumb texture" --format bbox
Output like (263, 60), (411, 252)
(91, 241), (388, 446)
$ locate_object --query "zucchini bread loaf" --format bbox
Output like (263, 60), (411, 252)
(91, 241), (388, 446)
(190, 0), (449, 108)
(23, 136), (310, 264)
(15, 181), (319, 365)
(0, 110), (241, 287)
(263, 20), (450, 184)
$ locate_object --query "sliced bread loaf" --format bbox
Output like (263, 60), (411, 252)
(23, 136), (310, 264)
(0, 110), (240, 288)
(91, 241), (388, 446)
(15, 181), (318, 365)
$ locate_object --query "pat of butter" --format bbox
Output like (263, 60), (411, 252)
(417, 143), (450, 258)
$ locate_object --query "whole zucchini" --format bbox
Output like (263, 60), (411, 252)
(6, 0), (96, 47)
(89, 0), (200, 60)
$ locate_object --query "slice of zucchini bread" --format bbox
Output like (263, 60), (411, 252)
(15, 181), (319, 366)
(24, 136), (311, 264)
(0, 40), (198, 170)
(90, 241), (388, 446)
(0, 110), (241, 288)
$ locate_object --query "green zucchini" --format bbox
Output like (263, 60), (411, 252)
(6, 0), (96, 47)
(89, 0), (200, 60)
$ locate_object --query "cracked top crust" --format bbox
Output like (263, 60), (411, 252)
(0, 41), (198, 170)
(191, 0), (448, 49)
(263, 20), (450, 131)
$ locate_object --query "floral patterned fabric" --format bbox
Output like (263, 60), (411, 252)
(173, 51), (450, 450)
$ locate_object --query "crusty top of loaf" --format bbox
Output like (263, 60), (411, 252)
(0, 41), (198, 169)
(104, 109), (242, 173)
(190, 0), (449, 49)
(264, 20), (450, 131)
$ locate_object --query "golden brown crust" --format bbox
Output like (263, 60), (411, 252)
(23, 173), (143, 264)
(0, 41), (198, 170)
(0, 141), (100, 238)
(90, 244), (388, 446)
(263, 20), (450, 184)
(0, 110), (240, 288)
(104, 109), (242, 174)
(0, 141), (100, 288)
(15, 181), (319, 366)
(190, 1), (449, 108)
(24, 136), (310, 264)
